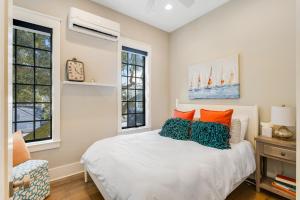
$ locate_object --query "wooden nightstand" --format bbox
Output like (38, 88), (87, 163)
(255, 136), (296, 200)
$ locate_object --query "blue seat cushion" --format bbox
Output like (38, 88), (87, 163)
(13, 160), (50, 200)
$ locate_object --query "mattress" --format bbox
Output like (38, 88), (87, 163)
(81, 130), (256, 200)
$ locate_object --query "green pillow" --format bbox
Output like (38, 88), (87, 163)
(159, 118), (190, 140)
(191, 121), (231, 149)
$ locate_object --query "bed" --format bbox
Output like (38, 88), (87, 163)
(81, 102), (259, 200)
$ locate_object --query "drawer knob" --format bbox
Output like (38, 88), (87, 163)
(281, 152), (286, 156)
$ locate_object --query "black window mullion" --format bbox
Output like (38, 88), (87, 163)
(14, 119), (52, 123)
(14, 63), (51, 69)
(15, 101), (51, 104)
(126, 52), (129, 127)
(143, 55), (146, 127)
(13, 83), (52, 87)
(14, 29), (17, 131)
(49, 33), (53, 140)
(33, 33), (36, 141)
(14, 44), (52, 52)
(134, 55), (137, 127)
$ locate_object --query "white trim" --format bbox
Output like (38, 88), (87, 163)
(27, 140), (61, 153)
(13, 6), (61, 151)
(117, 37), (152, 134)
(0, 0), (9, 199)
(49, 162), (83, 182)
(0, 0), (5, 197)
(63, 81), (115, 87)
(13, 6), (61, 22)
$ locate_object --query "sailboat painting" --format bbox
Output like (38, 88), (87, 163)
(188, 55), (240, 99)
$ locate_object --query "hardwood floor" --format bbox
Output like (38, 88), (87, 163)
(47, 173), (286, 200)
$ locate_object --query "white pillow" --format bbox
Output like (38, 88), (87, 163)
(234, 115), (249, 140)
(230, 119), (241, 144)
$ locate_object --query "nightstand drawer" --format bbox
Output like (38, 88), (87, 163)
(263, 145), (296, 161)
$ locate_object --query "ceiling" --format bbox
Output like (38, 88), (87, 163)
(91, 0), (230, 32)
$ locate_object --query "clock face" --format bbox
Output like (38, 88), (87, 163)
(67, 60), (85, 81)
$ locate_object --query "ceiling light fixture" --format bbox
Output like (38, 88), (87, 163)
(164, 3), (173, 10)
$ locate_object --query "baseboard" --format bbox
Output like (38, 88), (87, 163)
(49, 162), (83, 182)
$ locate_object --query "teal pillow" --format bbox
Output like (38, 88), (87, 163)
(159, 118), (190, 140)
(191, 121), (231, 149)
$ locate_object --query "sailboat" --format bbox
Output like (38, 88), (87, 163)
(206, 66), (213, 89)
(189, 74), (198, 91)
(220, 67), (225, 87)
(189, 80), (193, 91)
(228, 70), (234, 85)
(197, 73), (202, 90)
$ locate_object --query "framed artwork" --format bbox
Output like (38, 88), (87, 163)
(188, 55), (240, 99)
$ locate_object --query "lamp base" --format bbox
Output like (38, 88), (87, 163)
(273, 126), (294, 139)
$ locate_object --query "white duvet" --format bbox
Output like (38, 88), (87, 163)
(81, 130), (256, 200)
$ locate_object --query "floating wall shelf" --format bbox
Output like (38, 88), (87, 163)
(63, 81), (116, 88)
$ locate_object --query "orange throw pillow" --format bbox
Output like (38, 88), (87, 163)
(13, 131), (31, 167)
(173, 109), (195, 121)
(200, 109), (234, 127)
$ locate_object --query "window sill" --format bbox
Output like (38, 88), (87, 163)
(119, 126), (151, 135)
(26, 139), (61, 153)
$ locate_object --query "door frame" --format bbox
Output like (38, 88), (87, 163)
(296, 0), (300, 198)
(0, 0), (7, 198)
(0, 0), (12, 199)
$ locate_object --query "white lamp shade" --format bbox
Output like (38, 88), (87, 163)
(271, 106), (296, 127)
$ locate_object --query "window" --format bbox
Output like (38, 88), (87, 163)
(12, 19), (53, 142)
(12, 6), (61, 151)
(121, 46), (148, 129)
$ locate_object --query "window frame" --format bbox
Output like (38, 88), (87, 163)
(118, 38), (151, 134)
(13, 19), (53, 143)
(13, 6), (61, 152)
(121, 47), (147, 129)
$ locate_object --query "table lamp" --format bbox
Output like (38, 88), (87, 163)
(271, 105), (296, 139)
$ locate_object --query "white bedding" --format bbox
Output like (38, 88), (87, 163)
(81, 130), (256, 200)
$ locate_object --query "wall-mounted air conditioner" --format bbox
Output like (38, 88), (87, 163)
(68, 7), (120, 42)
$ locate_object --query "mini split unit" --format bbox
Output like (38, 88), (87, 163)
(68, 7), (120, 42)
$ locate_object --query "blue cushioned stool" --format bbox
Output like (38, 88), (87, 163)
(13, 160), (50, 200)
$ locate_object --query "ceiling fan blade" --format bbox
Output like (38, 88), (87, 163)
(178, 0), (195, 7)
(146, 0), (156, 10)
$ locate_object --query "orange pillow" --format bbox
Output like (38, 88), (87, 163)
(173, 109), (195, 121)
(13, 131), (31, 167)
(200, 109), (233, 127)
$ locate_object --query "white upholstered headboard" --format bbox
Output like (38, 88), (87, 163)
(175, 99), (259, 147)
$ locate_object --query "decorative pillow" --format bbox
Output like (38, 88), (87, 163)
(173, 109), (195, 121)
(13, 131), (31, 167)
(200, 109), (233, 127)
(159, 118), (190, 140)
(191, 121), (231, 149)
(235, 115), (249, 140)
(230, 119), (241, 144)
